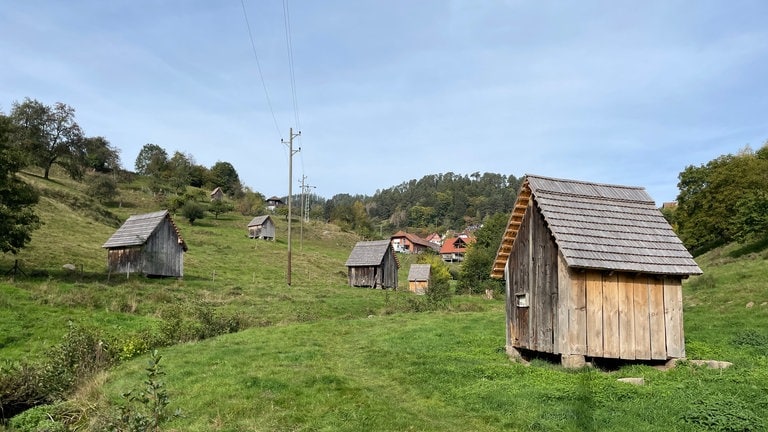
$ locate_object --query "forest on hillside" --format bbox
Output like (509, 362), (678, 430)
(4, 96), (768, 257)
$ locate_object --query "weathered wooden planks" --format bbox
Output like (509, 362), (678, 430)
(633, 276), (652, 360)
(664, 279), (685, 358)
(602, 273), (620, 358)
(586, 271), (604, 357)
(649, 278), (667, 360)
(618, 274), (636, 360)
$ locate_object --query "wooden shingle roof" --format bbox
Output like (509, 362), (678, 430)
(247, 215), (272, 227)
(491, 174), (701, 279)
(102, 210), (188, 251)
(345, 240), (399, 267)
(408, 264), (431, 282)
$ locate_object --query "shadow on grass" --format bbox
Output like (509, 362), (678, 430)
(727, 236), (768, 258)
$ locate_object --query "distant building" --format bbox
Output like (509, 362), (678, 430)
(390, 231), (439, 254)
(210, 187), (224, 201)
(102, 210), (188, 278)
(247, 215), (276, 240)
(345, 240), (399, 289)
(407, 264), (431, 294)
(439, 235), (474, 262)
(266, 196), (284, 212)
(425, 232), (442, 246)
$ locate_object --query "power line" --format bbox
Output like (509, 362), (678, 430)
(282, 0), (301, 132)
(240, 0), (283, 139)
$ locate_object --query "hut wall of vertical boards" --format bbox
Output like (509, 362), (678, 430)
(493, 174), (700, 366)
(102, 210), (187, 278)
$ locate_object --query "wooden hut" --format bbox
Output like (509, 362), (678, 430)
(345, 240), (399, 289)
(102, 210), (188, 278)
(247, 215), (276, 240)
(491, 174), (702, 368)
(408, 264), (431, 294)
(210, 187), (224, 201)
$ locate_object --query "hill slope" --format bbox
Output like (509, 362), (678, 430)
(2, 173), (768, 431)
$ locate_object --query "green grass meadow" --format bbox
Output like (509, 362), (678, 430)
(1, 172), (768, 431)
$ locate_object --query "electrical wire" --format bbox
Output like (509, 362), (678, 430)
(240, 0), (283, 140)
(282, 0), (305, 179)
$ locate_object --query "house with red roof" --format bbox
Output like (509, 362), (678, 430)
(439, 234), (475, 262)
(390, 231), (439, 254)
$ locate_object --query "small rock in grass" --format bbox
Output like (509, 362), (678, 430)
(690, 360), (733, 369)
(746, 301), (755, 308)
(63, 263), (76, 271)
(618, 377), (645, 386)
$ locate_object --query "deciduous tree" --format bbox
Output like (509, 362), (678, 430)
(0, 113), (40, 253)
(10, 98), (86, 179)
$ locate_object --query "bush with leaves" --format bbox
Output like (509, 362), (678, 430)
(85, 172), (119, 204)
(107, 350), (181, 432)
(180, 201), (204, 224)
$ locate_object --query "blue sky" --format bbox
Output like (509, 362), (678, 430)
(2, 1), (767, 205)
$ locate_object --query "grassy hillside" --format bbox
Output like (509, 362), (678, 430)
(2, 172), (768, 431)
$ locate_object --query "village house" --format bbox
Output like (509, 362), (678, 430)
(390, 231), (439, 254)
(491, 174), (702, 368)
(102, 210), (188, 278)
(439, 234), (474, 262)
(345, 239), (399, 289)
(266, 196), (284, 212)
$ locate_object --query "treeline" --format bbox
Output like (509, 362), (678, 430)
(670, 143), (768, 255)
(321, 172), (521, 237)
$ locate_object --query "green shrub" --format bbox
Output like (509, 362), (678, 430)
(105, 350), (181, 432)
(7, 404), (67, 432)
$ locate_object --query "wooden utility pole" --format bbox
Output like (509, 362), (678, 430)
(299, 176), (315, 251)
(282, 128), (300, 285)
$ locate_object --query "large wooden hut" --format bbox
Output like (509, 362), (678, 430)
(491, 174), (702, 367)
(345, 240), (399, 289)
(247, 215), (276, 240)
(407, 264), (431, 294)
(102, 210), (188, 278)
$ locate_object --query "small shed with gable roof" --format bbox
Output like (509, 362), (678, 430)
(408, 264), (431, 294)
(491, 174), (702, 367)
(102, 210), (188, 278)
(345, 240), (399, 289)
(247, 215), (276, 240)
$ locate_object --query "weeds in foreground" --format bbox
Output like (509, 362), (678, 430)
(106, 350), (181, 432)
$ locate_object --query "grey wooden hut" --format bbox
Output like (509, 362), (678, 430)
(491, 174), (702, 368)
(102, 210), (188, 278)
(247, 215), (276, 240)
(408, 264), (431, 294)
(345, 240), (399, 289)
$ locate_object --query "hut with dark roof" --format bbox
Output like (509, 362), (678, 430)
(247, 215), (276, 240)
(102, 210), (188, 278)
(407, 264), (431, 294)
(345, 240), (399, 289)
(491, 174), (702, 368)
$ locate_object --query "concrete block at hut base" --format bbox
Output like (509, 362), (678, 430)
(617, 377), (645, 386)
(561, 355), (587, 369)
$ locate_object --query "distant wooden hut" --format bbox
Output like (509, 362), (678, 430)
(408, 264), (431, 294)
(491, 174), (702, 368)
(102, 210), (188, 278)
(345, 240), (399, 289)
(247, 215), (276, 240)
(210, 187), (224, 201)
